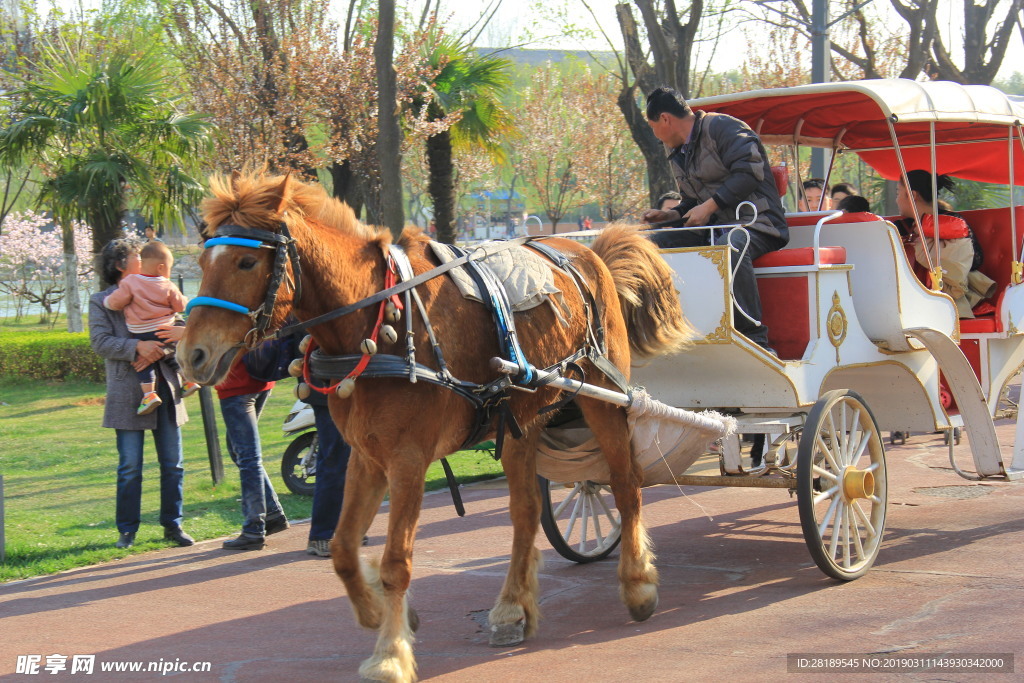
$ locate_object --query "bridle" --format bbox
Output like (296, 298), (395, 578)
(184, 222), (302, 349)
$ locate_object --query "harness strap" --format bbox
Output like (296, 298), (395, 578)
(273, 235), (536, 341)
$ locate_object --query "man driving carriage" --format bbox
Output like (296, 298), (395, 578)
(641, 86), (788, 352)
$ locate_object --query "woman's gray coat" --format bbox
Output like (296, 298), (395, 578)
(89, 286), (188, 430)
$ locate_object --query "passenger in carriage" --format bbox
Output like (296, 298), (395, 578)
(797, 178), (831, 211)
(895, 170), (995, 318)
(837, 195), (871, 214)
(641, 86), (788, 351)
(830, 182), (858, 204)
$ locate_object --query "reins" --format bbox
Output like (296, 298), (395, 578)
(272, 234), (537, 341)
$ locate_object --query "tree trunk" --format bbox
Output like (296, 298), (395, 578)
(375, 0), (405, 239)
(426, 129), (456, 244)
(617, 85), (674, 205)
(329, 160), (364, 219)
(61, 224), (83, 333)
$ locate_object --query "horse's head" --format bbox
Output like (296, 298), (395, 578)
(179, 172), (302, 385)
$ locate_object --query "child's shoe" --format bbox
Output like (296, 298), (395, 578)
(181, 382), (201, 398)
(138, 392), (162, 415)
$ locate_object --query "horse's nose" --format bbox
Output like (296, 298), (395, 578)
(188, 346), (207, 369)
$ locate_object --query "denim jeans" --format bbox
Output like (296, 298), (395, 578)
(115, 379), (184, 533)
(651, 226), (786, 347)
(220, 390), (283, 537)
(130, 330), (181, 385)
(309, 402), (352, 541)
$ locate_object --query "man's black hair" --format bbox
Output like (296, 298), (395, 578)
(837, 195), (871, 213)
(831, 182), (858, 197)
(905, 169), (955, 203)
(802, 178), (828, 191)
(645, 87), (692, 120)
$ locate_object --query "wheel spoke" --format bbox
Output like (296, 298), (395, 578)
(562, 489), (585, 541)
(578, 493), (591, 552)
(850, 504), (867, 559)
(846, 407), (863, 465)
(850, 499), (876, 538)
(595, 488), (618, 523)
(828, 503), (843, 560)
(553, 483), (583, 518)
(818, 493), (842, 537)
(850, 429), (871, 468)
(813, 484), (840, 506)
(842, 504), (852, 567)
(812, 464), (839, 481)
(837, 403), (850, 463)
(816, 434), (842, 473)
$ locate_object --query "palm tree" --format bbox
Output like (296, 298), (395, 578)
(0, 37), (213, 331)
(418, 33), (513, 244)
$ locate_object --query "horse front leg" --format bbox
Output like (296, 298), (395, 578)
(356, 454), (427, 683)
(578, 398), (659, 622)
(489, 430), (543, 647)
(332, 451), (388, 631)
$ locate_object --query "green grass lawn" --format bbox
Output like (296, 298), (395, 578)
(0, 374), (504, 582)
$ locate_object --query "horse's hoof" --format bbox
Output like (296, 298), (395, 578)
(408, 606), (420, 633)
(629, 592), (659, 622)
(489, 620), (525, 647)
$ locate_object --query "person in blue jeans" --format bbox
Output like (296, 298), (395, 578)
(216, 359), (289, 549)
(88, 238), (193, 550)
(305, 396), (354, 556)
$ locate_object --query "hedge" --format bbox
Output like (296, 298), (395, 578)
(0, 329), (104, 381)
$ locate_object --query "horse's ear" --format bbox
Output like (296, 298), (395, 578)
(268, 173), (291, 214)
(230, 170), (242, 192)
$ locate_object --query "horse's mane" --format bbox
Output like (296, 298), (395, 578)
(201, 171), (387, 244)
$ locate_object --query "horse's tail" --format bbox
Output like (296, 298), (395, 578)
(591, 223), (694, 358)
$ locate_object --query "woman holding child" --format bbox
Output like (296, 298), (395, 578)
(88, 238), (194, 550)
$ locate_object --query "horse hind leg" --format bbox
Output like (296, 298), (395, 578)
(577, 397), (659, 622)
(488, 431), (544, 646)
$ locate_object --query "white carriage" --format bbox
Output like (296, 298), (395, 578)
(537, 79), (1024, 580)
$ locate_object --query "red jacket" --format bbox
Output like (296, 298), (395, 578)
(215, 357), (274, 399)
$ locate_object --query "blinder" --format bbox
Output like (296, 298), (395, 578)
(184, 222), (303, 349)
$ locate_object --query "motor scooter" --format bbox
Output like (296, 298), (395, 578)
(281, 399), (317, 496)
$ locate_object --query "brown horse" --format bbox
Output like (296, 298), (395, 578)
(178, 172), (692, 682)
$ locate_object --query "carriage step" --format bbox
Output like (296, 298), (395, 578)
(733, 417), (803, 434)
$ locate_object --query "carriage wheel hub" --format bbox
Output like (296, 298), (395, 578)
(842, 467), (874, 500)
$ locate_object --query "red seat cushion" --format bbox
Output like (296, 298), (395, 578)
(959, 316), (998, 333)
(754, 246), (847, 268)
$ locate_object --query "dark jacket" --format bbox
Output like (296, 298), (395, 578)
(667, 110), (789, 242)
(89, 286), (188, 430)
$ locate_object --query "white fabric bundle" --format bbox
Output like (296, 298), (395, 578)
(536, 388), (736, 486)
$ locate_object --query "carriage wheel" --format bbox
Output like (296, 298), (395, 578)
(538, 476), (621, 563)
(797, 390), (887, 581)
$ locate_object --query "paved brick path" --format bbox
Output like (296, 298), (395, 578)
(2, 422), (1023, 681)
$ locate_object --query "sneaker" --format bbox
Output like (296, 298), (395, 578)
(265, 515), (289, 536)
(180, 382), (201, 398)
(116, 532), (135, 549)
(306, 539), (331, 557)
(137, 392), (162, 415)
(222, 533), (265, 550)
(164, 527), (195, 547)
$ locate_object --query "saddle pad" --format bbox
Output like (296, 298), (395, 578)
(428, 241), (564, 313)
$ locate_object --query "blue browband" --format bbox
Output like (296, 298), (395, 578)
(203, 236), (268, 249)
(185, 231), (271, 319)
(185, 296), (251, 316)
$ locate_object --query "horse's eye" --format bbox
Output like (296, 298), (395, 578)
(239, 255), (258, 270)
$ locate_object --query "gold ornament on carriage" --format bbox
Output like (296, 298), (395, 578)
(826, 291), (848, 362)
